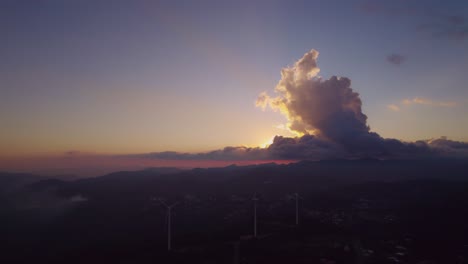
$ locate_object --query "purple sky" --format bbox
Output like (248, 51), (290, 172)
(1, 0), (467, 175)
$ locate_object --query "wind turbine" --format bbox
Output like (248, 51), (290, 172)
(294, 193), (299, 226)
(286, 192), (301, 226)
(253, 193), (259, 238)
(153, 197), (179, 251)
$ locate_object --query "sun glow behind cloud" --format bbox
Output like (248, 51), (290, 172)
(3, 47), (468, 177)
(260, 136), (275, 148)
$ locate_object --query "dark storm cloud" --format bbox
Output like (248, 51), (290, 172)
(387, 54), (406, 65)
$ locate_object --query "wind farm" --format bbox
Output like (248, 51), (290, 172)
(1, 0), (468, 263)
(3, 160), (468, 263)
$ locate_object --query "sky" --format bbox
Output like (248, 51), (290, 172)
(1, 0), (467, 175)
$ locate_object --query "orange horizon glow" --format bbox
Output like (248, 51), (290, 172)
(0, 152), (295, 177)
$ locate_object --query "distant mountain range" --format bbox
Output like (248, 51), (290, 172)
(2, 158), (467, 199)
(2, 158), (468, 263)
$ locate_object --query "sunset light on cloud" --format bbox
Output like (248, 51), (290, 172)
(1, 0), (468, 176)
(401, 97), (458, 107)
(2, 2), (468, 261)
(387, 97), (459, 112)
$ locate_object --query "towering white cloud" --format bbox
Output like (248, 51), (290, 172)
(257, 49), (376, 148)
(252, 49), (468, 159)
(132, 49), (468, 161)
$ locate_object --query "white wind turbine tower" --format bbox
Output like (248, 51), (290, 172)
(294, 192), (299, 226)
(252, 193), (259, 238)
(153, 197), (179, 251)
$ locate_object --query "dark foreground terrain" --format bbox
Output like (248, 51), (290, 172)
(1, 159), (468, 263)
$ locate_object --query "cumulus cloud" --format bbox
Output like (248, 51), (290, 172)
(120, 50), (467, 162)
(251, 49), (468, 159)
(256, 49), (378, 149)
(28, 49), (464, 169)
(387, 54), (406, 65)
(255, 92), (269, 110)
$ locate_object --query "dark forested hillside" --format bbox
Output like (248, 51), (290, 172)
(1, 159), (468, 263)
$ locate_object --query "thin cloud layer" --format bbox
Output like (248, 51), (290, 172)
(402, 97), (457, 107)
(135, 146), (269, 161)
(127, 136), (468, 161)
(427, 137), (468, 156)
(387, 97), (458, 112)
(387, 104), (400, 112)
